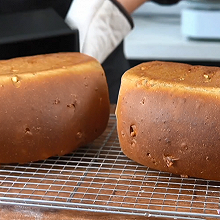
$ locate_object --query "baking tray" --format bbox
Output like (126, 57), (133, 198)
(0, 114), (219, 219)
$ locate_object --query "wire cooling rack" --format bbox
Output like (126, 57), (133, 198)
(0, 114), (220, 219)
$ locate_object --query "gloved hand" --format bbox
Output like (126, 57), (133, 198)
(65, 0), (133, 64)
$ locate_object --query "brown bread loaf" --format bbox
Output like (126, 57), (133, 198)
(0, 52), (110, 163)
(116, 61), (220, 181)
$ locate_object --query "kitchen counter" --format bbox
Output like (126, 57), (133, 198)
(124, 3), (220, 62)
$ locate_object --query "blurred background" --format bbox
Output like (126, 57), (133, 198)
(1, 0), (219, 66)
(0, 2), (79, 60)
(125, 0), (220, 68)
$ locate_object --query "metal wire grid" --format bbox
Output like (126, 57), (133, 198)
(0, 115), (219, 219)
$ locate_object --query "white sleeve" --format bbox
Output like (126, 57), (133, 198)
(65, 0), (133, 64)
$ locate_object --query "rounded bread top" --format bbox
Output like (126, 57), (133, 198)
(124, 61), (220, 90)
(0, 52), (98, 75)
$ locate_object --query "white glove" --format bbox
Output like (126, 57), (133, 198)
(65, 0), (133, 64)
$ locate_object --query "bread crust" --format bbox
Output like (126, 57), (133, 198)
(0, 52), (110, 163)
(116, 61), (220, 181)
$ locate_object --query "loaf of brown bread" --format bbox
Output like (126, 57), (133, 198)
(0, 52), (110, 164)
(116, 61), (220, 181)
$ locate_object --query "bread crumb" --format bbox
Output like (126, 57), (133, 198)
(203, 74), (210, 79)
(76, 131), (82, 139)
(11, 75), (21, 88)
(180, 174), (188, 178)
(163, 155), (179, 167)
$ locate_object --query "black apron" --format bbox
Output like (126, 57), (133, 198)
(0, 0), (72, 18)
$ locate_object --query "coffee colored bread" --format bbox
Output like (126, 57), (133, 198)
(0, 52), (110, 164)
(116, 61), (220, 181)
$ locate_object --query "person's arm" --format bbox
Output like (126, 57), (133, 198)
(116, 0), (148, 14)
(117, 0), (180, 14)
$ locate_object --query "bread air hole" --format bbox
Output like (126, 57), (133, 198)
(140, 97), (146, 105)
(53, 99), (60, 105)
(25, 127), (32, 135)
(131, 139), (136, 147)
(67, 103), (75, 108)
(121, 130), (125, 137)
(76, 131), (82, 139)
(130, 125), (137, 137)
(11, 75), (21, 88)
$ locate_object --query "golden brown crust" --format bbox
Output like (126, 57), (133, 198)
(116, 61), (220, 181)
(0, 52), (110, 164)
(0, 52), (93, 75)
